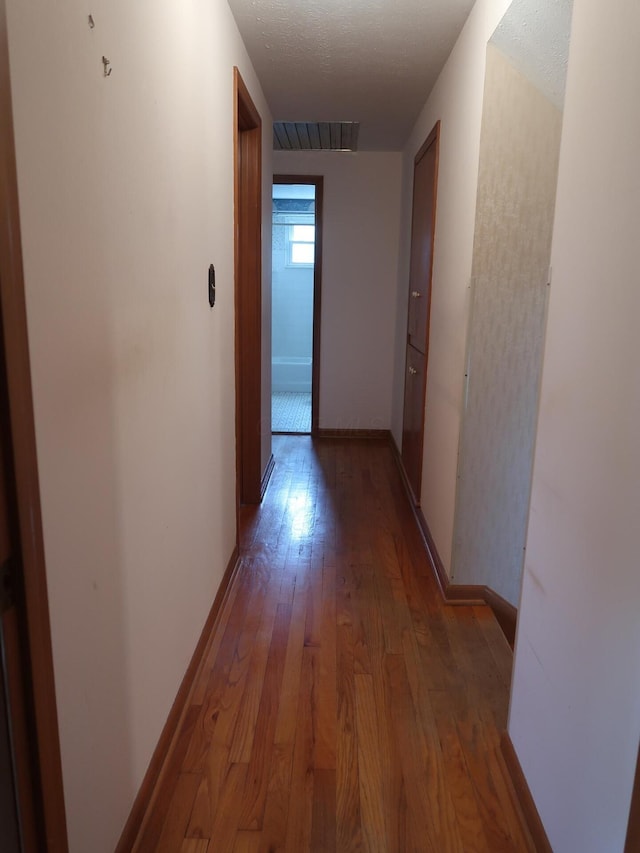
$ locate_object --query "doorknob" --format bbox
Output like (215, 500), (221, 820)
(411, 291), (422, 298)
(408, 366), (417, 375)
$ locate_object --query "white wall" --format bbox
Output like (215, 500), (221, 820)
(6, 0), (271, 849)
(509, 0), (640, 849)
(391, 0), (511, 573)
(273, 151), (402, 431)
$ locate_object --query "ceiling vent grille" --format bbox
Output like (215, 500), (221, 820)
(273, 121), (359, 152)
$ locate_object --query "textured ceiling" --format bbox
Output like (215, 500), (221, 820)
(226, 0), (476, 151)
(491, 0), (573, 109)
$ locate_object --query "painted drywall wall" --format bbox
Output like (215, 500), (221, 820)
(391, 0), (512, 576)
(273, 151), (402, 431)
(451, 45), (562, 605)
(6, 1), (271, 849)
(509, 0), (640, 849)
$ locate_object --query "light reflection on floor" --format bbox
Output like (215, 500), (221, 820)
(286, 492), (313, 539)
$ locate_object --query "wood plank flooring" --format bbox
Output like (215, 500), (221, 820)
(136, 436), (531, 851)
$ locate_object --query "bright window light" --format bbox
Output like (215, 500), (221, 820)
(291, 225), (315, 242)
(288, 224), (315, 266)
(291, 243), (315, 264)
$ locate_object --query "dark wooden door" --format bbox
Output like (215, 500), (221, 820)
(401, 343), (426, 500)
(401, 123), (439, 502)
(407, 136), (437, 355)
(0, 1), (67, 843)
(234, 68), (263, 507)
(0, 333), (24, 852)
(0, 670), (20, 851)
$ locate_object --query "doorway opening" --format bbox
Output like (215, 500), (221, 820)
(271, 176), (323, 435)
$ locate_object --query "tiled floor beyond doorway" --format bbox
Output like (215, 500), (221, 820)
(135, 435), (533, 851)
(272, 391), (311, 433)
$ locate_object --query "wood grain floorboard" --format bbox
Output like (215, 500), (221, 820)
(180, 838), (209, 853)
(238, 601), (291, 831)
(284, 646), (316, 852)
(336, 582), (364, 851)
(354, 673), (386, 852)
(310, 768), (337, 852)
(136, 435), (532, 851)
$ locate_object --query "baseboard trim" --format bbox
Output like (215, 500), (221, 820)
(391, 432), (421, 506)
(390, 438), (517, 646)
(483, 585), (518, 647)
(260, 453), (275, 500)
(115, 545), (241, 852)
(415, 501), (486, 607)
(625, 745), (640, 852)
(500, 733), (553, 853)
(315, 428), (390, 440)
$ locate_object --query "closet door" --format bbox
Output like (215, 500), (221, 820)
(401, 123), (439, 503)
(401, 343), (427, 500)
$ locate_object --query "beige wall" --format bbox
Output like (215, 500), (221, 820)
(452, 45), (562, 605)
(509, 0), (640, 848)
(273, 150), (402, 431)
(391, 0), (511, 575)
(6, 0), (271, 849)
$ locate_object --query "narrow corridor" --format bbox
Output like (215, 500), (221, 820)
(136, 436), (532, 851)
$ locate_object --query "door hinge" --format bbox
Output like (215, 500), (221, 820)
(0, 558), (14, 615)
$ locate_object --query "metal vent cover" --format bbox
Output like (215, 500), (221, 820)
(273, 121), (359, 152)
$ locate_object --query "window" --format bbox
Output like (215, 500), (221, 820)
(289, 224), (315, 266)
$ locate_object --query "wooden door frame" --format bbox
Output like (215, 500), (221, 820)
(401, 120), (440, 503)
(0, 1), (68, 849)
(234, 68), (263, 507)
(272, 174), (323, 436)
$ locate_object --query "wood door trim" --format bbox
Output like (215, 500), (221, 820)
(0, 1), (68, 848)
(260, 453), (275, 501)
(272, 174), (323, 435)
(412, 123), (440, 359)
(311, 178), (323, 436)
(234, 68), (263, 507)
(414, 119), (440, 166)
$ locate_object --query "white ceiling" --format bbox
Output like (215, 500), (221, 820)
(491, 0), (573, 109)
(226, 0), (476, 151)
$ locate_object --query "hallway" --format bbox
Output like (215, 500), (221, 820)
(135, 436), (531, 851)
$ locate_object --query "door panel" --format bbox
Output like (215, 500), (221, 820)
(1, 1), (66, 841)
(402, 344), (427, 501)
(401, 123), (439, 504)
(0, 352), (21, 852)
(234, 68), (263, 505)
(407, 135), (437, 355)
(0, 628), (21, 852)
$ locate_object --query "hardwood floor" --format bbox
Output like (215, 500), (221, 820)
(135, 436), (532, 851)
